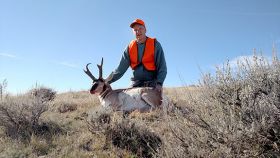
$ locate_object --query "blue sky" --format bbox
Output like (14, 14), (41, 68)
(0, 0), (280, 94)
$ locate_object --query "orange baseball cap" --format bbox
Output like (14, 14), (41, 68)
(130, 19), (145, 28)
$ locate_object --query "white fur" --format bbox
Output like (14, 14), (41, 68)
(98, 87), (172, 112)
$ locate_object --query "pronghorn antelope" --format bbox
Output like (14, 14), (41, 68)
(84, 58), (172, 112)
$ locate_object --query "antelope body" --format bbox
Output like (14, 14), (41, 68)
(84, 58), (172, 112)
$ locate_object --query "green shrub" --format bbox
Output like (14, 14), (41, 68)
(57, 102), (78, 113)
(187, 54), (280, 157)
(105, 121), (162, 158)
(0, 87), (62, 143)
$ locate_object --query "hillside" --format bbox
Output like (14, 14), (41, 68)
(1, 55), (280, 157)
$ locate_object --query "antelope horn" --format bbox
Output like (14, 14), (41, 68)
(97, 58), (103, 79)
(84, 63), (98, 81)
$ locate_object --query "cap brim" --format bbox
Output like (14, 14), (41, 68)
(130, 22), (144, 28)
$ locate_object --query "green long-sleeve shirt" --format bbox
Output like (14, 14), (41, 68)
(108, 39), (167, 85)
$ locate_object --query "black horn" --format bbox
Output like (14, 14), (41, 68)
(84, 63), (98, 81)
(97, 58), (103, 79)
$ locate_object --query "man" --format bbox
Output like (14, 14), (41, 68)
(108, 19), (167, 93)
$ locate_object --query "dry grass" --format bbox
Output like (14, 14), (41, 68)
(1, 54), (280, 157)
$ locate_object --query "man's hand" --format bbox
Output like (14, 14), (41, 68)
(155, 84), (162, 93)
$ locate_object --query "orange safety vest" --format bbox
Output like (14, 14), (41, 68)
(128, 37), (156, 71)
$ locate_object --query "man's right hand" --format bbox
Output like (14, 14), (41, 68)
(155, 84), (162, 93)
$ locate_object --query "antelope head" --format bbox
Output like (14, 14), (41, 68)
(84, 58), (113, 94)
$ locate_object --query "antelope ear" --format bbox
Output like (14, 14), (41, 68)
(105, 72), (114, 83)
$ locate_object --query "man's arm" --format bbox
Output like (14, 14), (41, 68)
(155, 41), (167, 86)
(107, 47), (130, 84)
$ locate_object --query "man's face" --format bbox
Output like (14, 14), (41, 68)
(132, 24), (146, 43)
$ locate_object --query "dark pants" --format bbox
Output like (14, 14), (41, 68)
(130, 79), (157, 88)
(130, 79), (163, 106)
